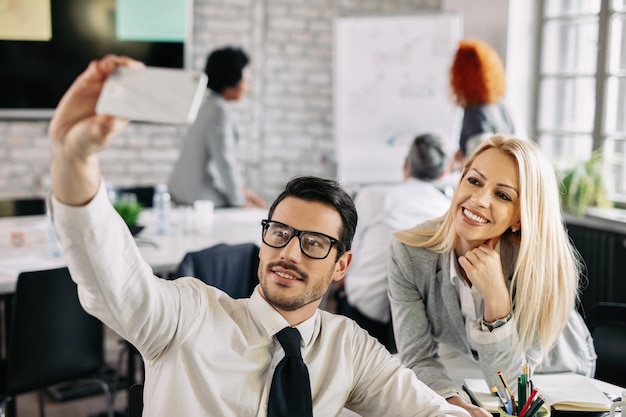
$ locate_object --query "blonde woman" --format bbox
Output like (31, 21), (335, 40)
(388, 135), (596, 417)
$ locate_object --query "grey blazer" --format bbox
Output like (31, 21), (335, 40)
(388, 235), (597, 399)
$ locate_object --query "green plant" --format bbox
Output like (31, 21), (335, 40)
(113, 200), (143, 226)
(559, 150), (613, 217)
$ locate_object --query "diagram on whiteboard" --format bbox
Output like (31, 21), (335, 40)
(334, 13), (462, 184)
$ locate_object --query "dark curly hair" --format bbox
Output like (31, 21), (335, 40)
(205, 46), (249, 93)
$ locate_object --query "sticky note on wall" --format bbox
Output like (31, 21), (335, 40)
(116, 0), (186, 42)
(0, 0), (52, 41)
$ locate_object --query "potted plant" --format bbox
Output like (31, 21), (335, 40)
(113, 199), (144, 236)
(559, 150), (613, 217)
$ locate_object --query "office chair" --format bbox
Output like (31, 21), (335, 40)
(118, 243), (260, 399)
(128, 384), (143, 417)
(115, 186), (156, 208)
(171, 242), (260, 299)
(0, 267), (116, 417)
(588, 302), (626, 387)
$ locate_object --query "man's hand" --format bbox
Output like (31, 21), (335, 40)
(447, 395), (493, 417)
(49, 54), (143, 206)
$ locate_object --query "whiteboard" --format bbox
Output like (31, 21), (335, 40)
(334, 13), (462, 185)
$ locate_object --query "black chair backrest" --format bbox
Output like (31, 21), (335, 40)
(171, 243), (259, 299)
(588, 302), (626, 387)
(115, 186), (156, 208)
(5, 267), (105, 395)
(128, 384), (144, 417)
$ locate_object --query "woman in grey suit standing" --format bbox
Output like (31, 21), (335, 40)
(448, 39), (515, 171)
(388, 135), (596, 417)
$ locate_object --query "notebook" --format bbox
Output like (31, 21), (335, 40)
(463, 378), (502, 413)
(463, 373), (614, 414)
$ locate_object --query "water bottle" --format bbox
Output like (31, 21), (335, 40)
(105, 181), (118, 205)
(153, 184), (171, 235)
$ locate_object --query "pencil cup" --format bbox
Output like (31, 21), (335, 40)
(498, 404), (550, 417)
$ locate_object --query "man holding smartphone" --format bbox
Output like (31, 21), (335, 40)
(47, 54), (471, 417)
(168, 46), (266, 208)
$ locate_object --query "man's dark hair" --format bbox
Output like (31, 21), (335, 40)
(205, 46), (249, 93)
(407, 133), (447, 181)
(268, 176), (358, 255)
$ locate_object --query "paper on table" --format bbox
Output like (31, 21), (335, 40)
(218, 208), (266, 225)
(532, 373), (613, 412)
(463, 378), (501, 412)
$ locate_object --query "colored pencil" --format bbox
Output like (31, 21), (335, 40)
(492, 386), (507, 410)
(525, 396), (546, 417)
(519, 388), (539, 417)
(519, 375), (527, 409)
(498, 371), (515, 401)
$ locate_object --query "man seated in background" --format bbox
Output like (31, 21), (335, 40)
(47, 54), (470, 417)
(168, 46), (265, 208)
(336, 133), (451, 352)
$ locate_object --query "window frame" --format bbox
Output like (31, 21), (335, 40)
(534, 0), (626, 204)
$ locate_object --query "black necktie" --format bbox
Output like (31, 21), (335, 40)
(267, 327), (313, 417)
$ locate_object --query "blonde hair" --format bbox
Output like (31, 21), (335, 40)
(396, 135), (582, 353)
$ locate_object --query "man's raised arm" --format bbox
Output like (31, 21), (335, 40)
(48, 54), (142, 206)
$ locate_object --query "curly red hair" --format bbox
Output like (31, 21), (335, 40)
(450, 39), (506, 107)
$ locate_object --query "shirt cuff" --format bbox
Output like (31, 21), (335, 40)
(49, 179), (111, 234)
(441, 389), (470, 403)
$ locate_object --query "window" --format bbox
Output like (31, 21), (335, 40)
(536, 0), (626, 202)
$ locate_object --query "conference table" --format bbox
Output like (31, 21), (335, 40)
(2, 209), (624, 417)
(0, 206), (266, 292)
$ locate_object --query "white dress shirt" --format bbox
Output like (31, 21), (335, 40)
(435, 251), (493, 396)
(50, 181), (470, 417)
(345, 179), (451, 322)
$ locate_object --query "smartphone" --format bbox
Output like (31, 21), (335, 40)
(95, 66), (208, 124)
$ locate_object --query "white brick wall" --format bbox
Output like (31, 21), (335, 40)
(0, 0), (441, 202)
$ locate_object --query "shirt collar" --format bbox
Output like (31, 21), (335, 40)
(449, 254), (461, 286)
(248, 285), (319, 347)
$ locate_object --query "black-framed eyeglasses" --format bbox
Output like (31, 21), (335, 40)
(261, 219), (346, 260)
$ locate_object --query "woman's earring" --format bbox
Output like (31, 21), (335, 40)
(511, 226), (520, 233)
